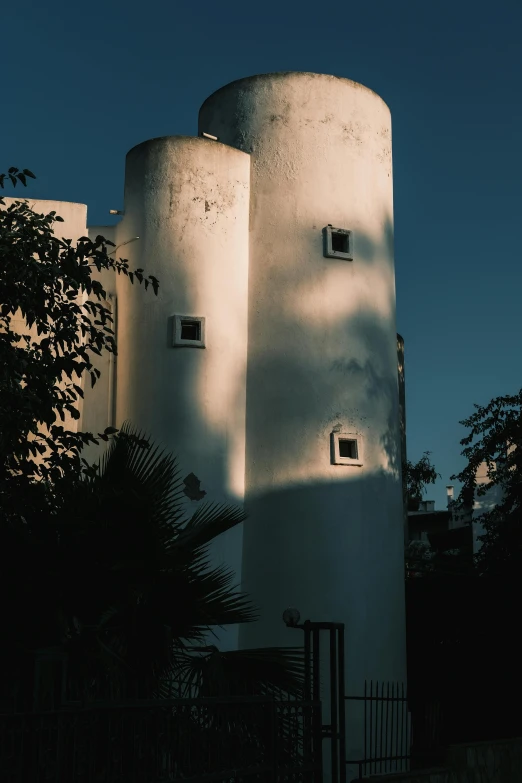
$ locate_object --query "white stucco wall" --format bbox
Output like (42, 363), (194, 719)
(199, 74), (406, 762)
(0, 198), (88, 242)
(112, 136), (251, 650)
(80, 224), (119, 449)
(1, 198), (88, 434)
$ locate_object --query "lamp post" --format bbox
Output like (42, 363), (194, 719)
(283, 609), (346, 783)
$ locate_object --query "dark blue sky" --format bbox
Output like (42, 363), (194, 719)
(5, 0), (522, 508)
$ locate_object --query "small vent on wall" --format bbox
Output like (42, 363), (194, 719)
(181, 319), (201, 341)
(331, 432), (362, 466)
(339, 438), (358, 459)
(172, 315), (206, 348)
(323, 226), (353, 261)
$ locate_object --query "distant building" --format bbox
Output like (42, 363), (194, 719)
(406, 467), (502, 575)
(406, 491), (473, 576)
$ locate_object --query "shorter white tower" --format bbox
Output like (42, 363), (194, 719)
(111, 136), (251, 649)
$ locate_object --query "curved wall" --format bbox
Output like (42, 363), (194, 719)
(114, 136), (250, 649)
(199, 74), (406, 693)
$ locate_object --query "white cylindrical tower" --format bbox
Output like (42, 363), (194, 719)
(114, 136), (250, 650)
(199, 72), (406, 742)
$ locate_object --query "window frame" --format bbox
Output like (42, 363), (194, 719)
(172, 315), (206, 348)
(323, 226), (353, 261)
(331, 432), (363, 466)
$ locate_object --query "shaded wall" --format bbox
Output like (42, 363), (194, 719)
(397, 333), (408, 544)
(199, 74), (407, 767)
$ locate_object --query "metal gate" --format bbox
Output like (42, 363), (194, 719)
(283, 611), (412, 783)
(283, 613), (347, 783)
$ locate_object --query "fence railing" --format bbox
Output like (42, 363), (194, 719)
(345, 680), (412, 779)
(60, 668), (307, 705)
(0, 696), (322, 783)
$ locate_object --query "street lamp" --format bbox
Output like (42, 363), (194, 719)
(282, 607), (301, 627)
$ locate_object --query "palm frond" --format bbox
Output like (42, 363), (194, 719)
(205, 647), (305, 697)
(25, 424), (303, 707)
(183, 562), (259, 628)
(96, 423), (187, 538)
(175, 501), (247, 551)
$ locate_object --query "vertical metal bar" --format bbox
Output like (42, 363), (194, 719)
(401, 682), (406, 770)
(304, 622), (312, 702)
(312, 627), (321, 705)
(385, 681), (390, 773)
(397, 683), (402, 770)
(374, 681), (379, 776)
(338, 626), (346, 783)
(369, 681), (373, 775)
(304, 622), (312, 764)
(364, 680), (368, 778)
(312, 627), (323, 783)
(405, 694), (409, 769)
(395, 682), (400, 766)
(156, 710), (161, 780)
(389, 682), (395, 773)
(379, 681), (384, 774)
(330, 628), (339, 783)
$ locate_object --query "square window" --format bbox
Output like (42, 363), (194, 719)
(180, 319), (201, 342)
(172, 315), (206, 348)
(338, 438), (358, 460)
(331, 232), (349, 254)
(331, 432), (362, 466)
(323, 226), (353, 261)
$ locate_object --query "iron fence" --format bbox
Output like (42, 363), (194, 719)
(0, 696), (322, 783)
(345, 680), (412, 779)
(60, 667), (307, 706)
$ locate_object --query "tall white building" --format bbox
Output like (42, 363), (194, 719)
(10, 72), (408, 767)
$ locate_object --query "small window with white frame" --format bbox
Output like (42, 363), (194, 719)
(323, 226), (353, 260)
(172, 315), (206, 348)
(331, 432), (362, 466)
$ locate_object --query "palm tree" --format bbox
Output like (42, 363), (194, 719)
(1, 425), (309, 776)
(41, 424), (303, 703)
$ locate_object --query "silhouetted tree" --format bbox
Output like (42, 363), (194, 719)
(452, 388), (522, 577)
(2, 424), (304, 704)
(405, 451), (440, 511)
(0, 167), (158, 526)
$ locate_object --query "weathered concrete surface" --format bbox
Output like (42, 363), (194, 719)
(112, 136), (251, 651)
(200, 73), (406, 771)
